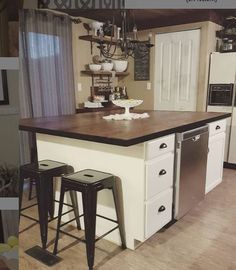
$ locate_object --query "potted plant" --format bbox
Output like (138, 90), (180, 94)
(0, 164), (18, 197)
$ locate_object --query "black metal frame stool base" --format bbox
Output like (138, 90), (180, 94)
(19, 159), (81, 249)
(25, 246), (62, 267)
(53, 169), (126, 270)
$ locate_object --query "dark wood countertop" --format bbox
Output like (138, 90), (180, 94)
(19, 110), (231, 146)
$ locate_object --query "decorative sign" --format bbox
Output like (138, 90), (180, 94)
(134, 44), (150, 81)
(0, 70), (9, 105)
(38, 0), (125, 9)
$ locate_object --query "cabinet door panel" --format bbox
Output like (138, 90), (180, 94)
(206, 132), (225, 194)
(146, 153), (174, 200)
(145, 188), (173, 239)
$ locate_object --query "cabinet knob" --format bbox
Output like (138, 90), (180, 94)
(216, 125), (221, 130)
(158, 205), (166, 212)
(159, 169), (167, 176)
(160, 143), (167, 149)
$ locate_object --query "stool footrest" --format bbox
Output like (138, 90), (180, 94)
(95, 226), (119, 242)
(96, 214), (118, 224)
(48, 209), (75, 223)
(58, 229), (86, 243)
(20, 209), (75, 225)
(59, 214), (84, 228)
(58, 224), (119, 244)
(54, 200), (74, 208)
(21, 203), (38, 212)
(20, 213), (39, 223)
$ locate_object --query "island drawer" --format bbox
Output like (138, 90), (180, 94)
(145, 134), (175, 160)
(145, 153), (174, 200)
(209, 119), (226, 136)
(145, 188), (173, 239)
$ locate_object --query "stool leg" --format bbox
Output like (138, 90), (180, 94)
(48, 177), (55, 219)
(111, 182), (126, 249)
(19, 169), (25, 219)
(53, 185), (65, 255)
(35, 175), (50, 249)
(82, 188), (97, 270)
(69, 191), (81, 230)
(28, 179), (33, 201)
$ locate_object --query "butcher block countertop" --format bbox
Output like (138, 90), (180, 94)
(19, 110), (231, 146)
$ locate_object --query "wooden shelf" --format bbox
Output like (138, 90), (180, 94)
(81, 70), (129, 77)
(216, 30), (236, 40)
(79, 35), (117, 45)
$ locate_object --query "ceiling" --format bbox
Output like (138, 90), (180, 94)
(63, 9), (236, 29)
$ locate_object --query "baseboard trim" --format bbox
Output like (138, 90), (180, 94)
(224, 162), (236, 170)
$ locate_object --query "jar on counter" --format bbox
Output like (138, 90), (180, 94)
(222, 38), (229, 51)
(228, 39), (233, 51)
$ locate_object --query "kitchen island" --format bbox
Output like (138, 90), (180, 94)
(19, 110), (230, 250)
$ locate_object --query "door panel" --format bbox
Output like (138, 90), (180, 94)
(155, 29), (200, 111)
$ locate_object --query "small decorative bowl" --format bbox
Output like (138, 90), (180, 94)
(89, 64), (102, 71)
(112, 60), (128, 72)
(101, 62), (114, 71)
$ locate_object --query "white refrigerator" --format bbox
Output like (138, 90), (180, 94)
(207, 52), (236, 164)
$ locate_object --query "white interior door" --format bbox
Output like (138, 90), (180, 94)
(154, 29), (200, 111)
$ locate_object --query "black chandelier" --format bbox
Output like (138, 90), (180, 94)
(96, 10), (154, 60)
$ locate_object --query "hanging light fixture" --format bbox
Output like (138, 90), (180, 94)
(96, 10), (154, 60)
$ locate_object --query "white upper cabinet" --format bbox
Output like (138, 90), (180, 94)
(209, 52), (236, 84)
(154, 29), (200, 111)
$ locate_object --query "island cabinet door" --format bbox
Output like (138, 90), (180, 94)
(206, 131), (226, 194)
(144, 134), (175, 239)
(145, 188), (173, 239)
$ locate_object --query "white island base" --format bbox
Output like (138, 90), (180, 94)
(36, 133), (175, 250)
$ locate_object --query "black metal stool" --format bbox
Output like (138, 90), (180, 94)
(53, 169), (126, 270)
(19, 159), (81, 249)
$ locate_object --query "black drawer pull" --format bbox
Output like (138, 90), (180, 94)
(160, 143), (167, 149)
(158, 205), (166, 212)
(159, 169), (167, 176)
(216, 125), (221, 130)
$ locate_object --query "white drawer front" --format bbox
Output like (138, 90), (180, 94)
(146, 153), (174, 200)
(145, 134), (175, 160)
(145, 188), (173, 239)
(209, 119), (226, 137)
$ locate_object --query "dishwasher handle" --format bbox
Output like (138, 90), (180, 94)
(177, 126), (209, 142)
(192, 135), (201, 142)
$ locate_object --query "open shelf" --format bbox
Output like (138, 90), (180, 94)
(216, 30), (236, 40)
(81, 70), (129, 77)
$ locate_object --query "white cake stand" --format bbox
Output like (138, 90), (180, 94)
(112, 99), (143, 117)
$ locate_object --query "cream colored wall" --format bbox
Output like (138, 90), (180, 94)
(124, 21), (222, 111)
(72, 18), (123, 107)
(72, 18), (100, 107)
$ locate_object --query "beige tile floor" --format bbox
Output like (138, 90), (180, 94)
(19, 169), (236, 270)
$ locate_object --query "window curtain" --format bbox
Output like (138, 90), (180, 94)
(19, 9), (76, 164)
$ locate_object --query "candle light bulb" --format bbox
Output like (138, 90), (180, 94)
(148, 32), (153, 42)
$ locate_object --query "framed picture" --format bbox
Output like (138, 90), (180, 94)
(0, 70), (9, 105)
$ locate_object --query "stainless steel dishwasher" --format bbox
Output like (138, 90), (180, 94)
(174, 126), (209, 220)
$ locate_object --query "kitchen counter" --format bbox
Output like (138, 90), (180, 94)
(19, 110), (230, 146)
(19, 111), (230, 250)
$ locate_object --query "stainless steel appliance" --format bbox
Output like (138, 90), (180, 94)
(207, 52), (236, 165)
(174, 126), (209, 220)
(208, 84), (234, 106)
